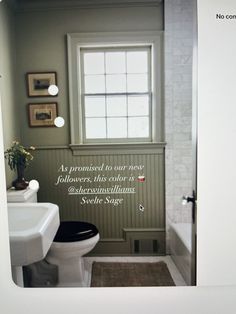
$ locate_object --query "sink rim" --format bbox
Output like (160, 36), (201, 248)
(8, 202), (58, 239)
(7, 202), (60, 266)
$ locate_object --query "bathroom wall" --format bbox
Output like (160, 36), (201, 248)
(165, 0), (194, 250)
(14, 2), (165, 255)
(15, 4), (163, 146)
(27, 146), (165, 255)
(0, 1), (20, 187)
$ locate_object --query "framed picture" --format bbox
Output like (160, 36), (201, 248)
(28, 103), (58, 127)
(26, 72), (57, 97)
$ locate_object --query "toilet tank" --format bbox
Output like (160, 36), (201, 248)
(7, 187), (39, 203)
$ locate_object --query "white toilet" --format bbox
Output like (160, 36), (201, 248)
(46, 221), (99, 287)
(7, 187), (100, 287)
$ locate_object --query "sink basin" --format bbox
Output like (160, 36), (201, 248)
(8, 203), (60, 266)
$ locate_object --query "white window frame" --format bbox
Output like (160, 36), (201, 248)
(67, 31), (163, 148)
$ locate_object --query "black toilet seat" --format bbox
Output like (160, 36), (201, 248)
(53, 221), (99, 242)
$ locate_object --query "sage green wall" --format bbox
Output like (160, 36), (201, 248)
(26, 147), (165, 255)
(15, 5), (163, 147)
(0, 1), (20, 187)
(14, 4), (165, 254)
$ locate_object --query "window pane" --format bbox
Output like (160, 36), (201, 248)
(84, 75), (105, 93)
(106, 74), (126, 93)
(86, 118), (106, 138)
(105, 52), (126, 74)
(127, 51), (148, 73)
(83, 52), (104, 74)
(107, 118), (127, 138)
(128, 95), (149, 116)
(128, 117), (149, 138)
(107, 96), (127, 117)
(81, 47), (152, 142)
(127, 74), (148, 93)
(85, 96), (105, 117)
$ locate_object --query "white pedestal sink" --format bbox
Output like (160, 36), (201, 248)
(7, 203), (60, 286)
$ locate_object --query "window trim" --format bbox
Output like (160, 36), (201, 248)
(67, 31), (163, 146)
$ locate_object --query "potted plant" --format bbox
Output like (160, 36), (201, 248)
(4, 141), (35, 190)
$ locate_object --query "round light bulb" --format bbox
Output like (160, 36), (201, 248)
(29, 179), (39, 191)
(54, 116), (65, 127)
(48, 84), (59, 96)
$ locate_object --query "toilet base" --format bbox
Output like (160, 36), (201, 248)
(46, 256), (90, 287)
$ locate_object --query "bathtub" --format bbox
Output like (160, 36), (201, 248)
(169, 223), (192, 285)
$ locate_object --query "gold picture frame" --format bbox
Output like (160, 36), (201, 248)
(28, 103), (58, 127)
(26, 72), (57, 97)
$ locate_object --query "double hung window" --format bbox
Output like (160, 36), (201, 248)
(67, 32), (163, 146)
(81, 47), (151, 142)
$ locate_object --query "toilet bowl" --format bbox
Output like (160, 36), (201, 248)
(46, 221), (100, 287)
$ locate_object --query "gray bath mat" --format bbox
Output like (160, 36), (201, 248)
(91, 261), (175, 287)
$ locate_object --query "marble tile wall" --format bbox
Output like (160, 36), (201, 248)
(164, 0), (194, 251)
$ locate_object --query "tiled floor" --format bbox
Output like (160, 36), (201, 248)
(84, 255), (187, 287)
